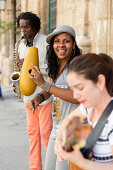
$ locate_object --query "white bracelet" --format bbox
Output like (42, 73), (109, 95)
(42, 81), (51, 92)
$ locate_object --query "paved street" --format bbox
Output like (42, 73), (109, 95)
(0, 85), (46, 170)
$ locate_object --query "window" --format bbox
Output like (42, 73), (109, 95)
(49, 0), (56, 33)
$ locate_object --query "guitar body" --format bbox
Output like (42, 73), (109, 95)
(63, 117), (91, 170)
(69, 156), (91, 170)
(69, 124), (91, 170)
(69, 162), (83, 170)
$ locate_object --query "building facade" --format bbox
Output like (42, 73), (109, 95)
(0, 0), (113, 86)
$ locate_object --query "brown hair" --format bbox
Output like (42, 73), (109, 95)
(67, 53), (113, 96)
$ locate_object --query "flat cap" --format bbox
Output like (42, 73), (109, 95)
(46, 25), (76, 44)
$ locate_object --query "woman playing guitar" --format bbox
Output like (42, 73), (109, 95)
(54, 53), (113, 170)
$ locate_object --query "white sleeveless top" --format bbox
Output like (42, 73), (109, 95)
(80, 103), (113, 163)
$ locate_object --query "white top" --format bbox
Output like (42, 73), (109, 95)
(80, 102), (113, 163)
(18, 33), (52, 104)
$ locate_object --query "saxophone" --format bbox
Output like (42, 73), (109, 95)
(10, 36), (24, 99)
(14, 36), (25, 71)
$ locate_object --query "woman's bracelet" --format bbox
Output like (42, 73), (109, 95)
(37, 93), (45, 104)
(42, 81), (51, 92)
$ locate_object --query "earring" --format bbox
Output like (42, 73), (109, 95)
(100, 87), (103, 91)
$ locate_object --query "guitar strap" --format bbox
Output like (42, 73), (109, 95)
(80, 100), (113, 158)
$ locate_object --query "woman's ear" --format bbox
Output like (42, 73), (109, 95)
(73, 41), (76, 49)
(98, 74), (105, 91)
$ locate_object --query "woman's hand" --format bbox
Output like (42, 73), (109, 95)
(28, 63), (45, 88)
(54, 113), (85, 167)
(28, 95), (41, 113)
(54, 134), (65, 162)
(55, 137), (85, 166)
(54, 116), (71, 161)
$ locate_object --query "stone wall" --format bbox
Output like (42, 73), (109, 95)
(21, 0), (49, 34)
(57, 0), (113, 57)
(0, 0), (15, 85)
(0, 0), (113, 86)
(57, 0), (91, 53)
(0, 0), (49, 86)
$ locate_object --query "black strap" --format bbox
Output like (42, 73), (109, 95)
(80, 100), (113, 158)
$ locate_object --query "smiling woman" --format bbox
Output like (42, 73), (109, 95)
(28, 25), (82, 170)
(53, 33), (75, 62)
(46, 25), (81, 82)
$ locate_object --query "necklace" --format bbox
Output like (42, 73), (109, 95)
(56, 62), (68, 79)
(52, 62), (68, 122)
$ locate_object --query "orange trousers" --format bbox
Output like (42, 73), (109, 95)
(25, 101), (53, 170)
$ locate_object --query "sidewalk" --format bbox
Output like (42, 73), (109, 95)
(0, 85), (46, 170)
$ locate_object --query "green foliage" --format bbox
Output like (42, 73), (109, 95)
(0, 20), (20, 35)
(6, 22), (14, 29)
(0, 20), (4, 30)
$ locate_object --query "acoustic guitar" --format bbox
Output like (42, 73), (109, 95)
(63, 117), (91, 170)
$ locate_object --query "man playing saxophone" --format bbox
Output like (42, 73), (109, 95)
(15, 12), (52, 170)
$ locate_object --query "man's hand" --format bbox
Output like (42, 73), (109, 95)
(28, 95), (42, 114)
(16, 58), (24, 70)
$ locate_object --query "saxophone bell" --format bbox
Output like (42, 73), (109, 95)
(10, 71), (20, 82)
(10, 72), (22, 99)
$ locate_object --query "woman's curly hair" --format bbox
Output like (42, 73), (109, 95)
(46, 36), (82, 82)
